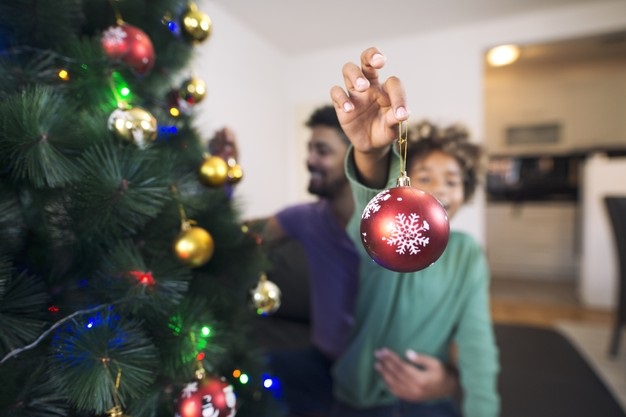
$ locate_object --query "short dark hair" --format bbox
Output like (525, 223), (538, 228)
(406, 120), (484, 202)
(305, 105), (349, 144)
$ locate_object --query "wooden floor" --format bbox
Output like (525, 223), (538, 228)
(489, 277), (614, 328)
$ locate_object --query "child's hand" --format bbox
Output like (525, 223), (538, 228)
(374, 348), (458, 402)
(330, 47), (410, 188)
(330, 47), (410, 155)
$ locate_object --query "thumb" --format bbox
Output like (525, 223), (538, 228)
(405, 349), (440, 370)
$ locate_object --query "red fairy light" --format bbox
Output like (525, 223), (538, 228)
(48, 305), (60, 313)
(129, 270), (156, 285)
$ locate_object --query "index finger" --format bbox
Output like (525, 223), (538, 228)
(360, 47), (387, 86)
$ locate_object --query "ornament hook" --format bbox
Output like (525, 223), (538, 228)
(396, 121), (411, 187)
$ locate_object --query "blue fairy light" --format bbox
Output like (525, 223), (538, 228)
(261, 373), (283, 398)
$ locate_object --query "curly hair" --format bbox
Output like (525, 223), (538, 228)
(405, 120), (484, 202)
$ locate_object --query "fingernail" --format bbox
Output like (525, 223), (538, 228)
(395, 106), (409, 119)
(374, 349), (383, 359)
(372, 53), (386, 65)
(355, 77), (369, 90)
(343, 101), (354, 112)
(406, 349), (418, 360)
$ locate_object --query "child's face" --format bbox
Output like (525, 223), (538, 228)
(408, 150), (465, 219)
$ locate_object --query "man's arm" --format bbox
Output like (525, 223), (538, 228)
(260, 215), (287, 243)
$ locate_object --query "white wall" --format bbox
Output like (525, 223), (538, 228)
(194, 0), (626, 307)
(194, 1), (292, 220)
(580, 154), (626, 309)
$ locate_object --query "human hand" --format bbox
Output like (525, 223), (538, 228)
(208, 126), (239, 162)
(374, 348), (458, 402)
(329, 47), (410, 155)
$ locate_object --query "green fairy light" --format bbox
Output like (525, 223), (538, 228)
(201, 326), (211, 337)
(111, 71), (133, 105)
(168, 315), (183, 335)
(196, 338), (207, 350)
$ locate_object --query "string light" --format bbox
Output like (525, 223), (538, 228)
(111, 71), (133, 105)
(169, 107), (180, 117)
(129, 270), (155, 285)
(159, 126), (178, 134)
(261, 373), (282, 397)
(196, 338), (207, 350)
(168, 315), (182, 335)
(58, 69), (69, 80)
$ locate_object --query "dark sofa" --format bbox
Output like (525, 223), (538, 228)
(253, 234), (312, 352)
(252, 224), (626, 417)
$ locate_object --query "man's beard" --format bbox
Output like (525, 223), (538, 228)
(307, 176), (348, 199)
(308, 183), (332, 198)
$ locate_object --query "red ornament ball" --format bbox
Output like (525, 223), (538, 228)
(360, 186), (450, 272)
(176, 376), (237, 417)
(101, 23), (155, 75)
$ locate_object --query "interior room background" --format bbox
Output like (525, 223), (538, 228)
(188, 0), (626, 311)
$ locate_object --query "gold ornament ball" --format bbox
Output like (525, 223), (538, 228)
(179, 77), (207, 104)
(181, 4), (212, 43)
(173, 226), (215, 267)
(199, 156), (229, 187)
(250, 278), (282, 315)
(108, 107), (157, 149)
(227, 163), (244, 184)
(107, 406), (131, 417)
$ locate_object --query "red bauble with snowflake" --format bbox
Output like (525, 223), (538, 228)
(101, 22), (155, 75)
(175, 376), (237, 417)
(360, 186), (450, 272)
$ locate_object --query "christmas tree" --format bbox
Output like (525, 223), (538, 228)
(0, 2), (280, 416)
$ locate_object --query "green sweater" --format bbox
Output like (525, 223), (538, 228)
(332, 148), (500, 417)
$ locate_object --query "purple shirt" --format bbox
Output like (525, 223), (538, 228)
(276, 200), (359, 359)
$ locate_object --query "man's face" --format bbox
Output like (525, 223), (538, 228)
(306, 126), (349, 198)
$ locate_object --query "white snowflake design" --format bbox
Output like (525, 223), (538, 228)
(223, 384), (237, 417)
(383, 213), (430, 255)
(201, 394), (219, 417)
(180, 381), (199, 398)
(102, 26), (128, 46)
(362, 190), (392, 219)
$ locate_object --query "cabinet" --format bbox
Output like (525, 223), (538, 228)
(486, 202), (578, 281)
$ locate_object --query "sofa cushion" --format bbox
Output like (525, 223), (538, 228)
(263, 237), (311, 323)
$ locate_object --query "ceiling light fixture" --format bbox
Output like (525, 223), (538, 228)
(487, 44), (520, 66)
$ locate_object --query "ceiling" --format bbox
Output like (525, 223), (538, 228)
(209, 0), (606, 56)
